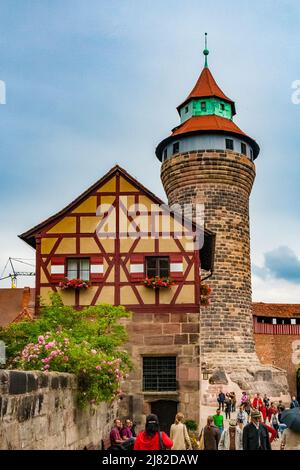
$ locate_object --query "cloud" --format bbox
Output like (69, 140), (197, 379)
(252, 246), (300, 283)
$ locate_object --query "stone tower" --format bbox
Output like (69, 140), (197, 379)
(156, 38), (289, 395)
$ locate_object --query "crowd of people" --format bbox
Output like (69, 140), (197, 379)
(199, 391), (300, 450)
(108, 392), (300, 451)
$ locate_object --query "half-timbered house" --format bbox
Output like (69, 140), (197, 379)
(20, 165), (214, 430)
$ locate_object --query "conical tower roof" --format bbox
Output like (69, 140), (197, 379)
(177, 67), (236, 115)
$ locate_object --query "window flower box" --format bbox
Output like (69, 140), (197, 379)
(59, 278), (90, 290)
(143, 276), (174, 289)
(200, 284), (211, 306)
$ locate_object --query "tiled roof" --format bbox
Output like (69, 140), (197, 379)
(172, 115), (246, 137)
(252, 302), (300, 318)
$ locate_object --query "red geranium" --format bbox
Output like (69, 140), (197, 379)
(59, 278), (90, 290)
(200, 283), (211, 306)
(144, 276), (174, 289)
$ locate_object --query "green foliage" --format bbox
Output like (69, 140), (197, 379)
(185, 419), (198, 432)
(0, 293), (132, 406)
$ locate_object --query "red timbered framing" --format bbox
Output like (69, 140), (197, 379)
(20, 166), (209, 313)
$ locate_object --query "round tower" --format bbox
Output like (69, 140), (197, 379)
(156, 38), (267, 376)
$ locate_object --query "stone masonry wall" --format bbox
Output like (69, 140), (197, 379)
(0, 370), (117, 450)
(119, 311), (200, 427)
(160, 150), (290, 397)
(254, 333), (300, 396)
(161, 150), (257, 368)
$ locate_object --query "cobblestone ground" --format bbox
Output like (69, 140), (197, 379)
(199, 404), (281, 450)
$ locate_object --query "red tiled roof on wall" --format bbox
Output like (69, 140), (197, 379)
(252, 302), (300, 318)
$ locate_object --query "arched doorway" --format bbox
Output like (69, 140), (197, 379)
(151, 400), (178, 435)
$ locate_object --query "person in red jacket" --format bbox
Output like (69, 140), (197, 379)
(252, 393), (263, 410)
(134, 414), (173, 450)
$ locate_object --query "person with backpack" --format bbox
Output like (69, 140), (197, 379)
(134, 414), (173, 450)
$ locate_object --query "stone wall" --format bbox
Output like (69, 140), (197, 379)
(255, 333), (300, 396)
(0, 370), (117, 450)
(160, 150), (289, 397)
(161, 150), (257, 366)
(119, 311), (200, 428)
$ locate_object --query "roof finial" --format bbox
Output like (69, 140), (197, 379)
(203, 32), (209, 68)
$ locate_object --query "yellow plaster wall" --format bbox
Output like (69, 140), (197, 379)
(134, 238), (155, 253)
(96, 286), (115, 305)
(80, 237), (99, 253)
(136, 285), (155, 304)
(79, 286), (99, 305)
(159, 238), (180, 252)
(47, 217), (76, 234)
(177, 285), (195, 304)
(138, 195), (156, 211)
(99, 195), (116, 206)
(40, 287), (55, 305)
(97, 238), (115, 253)
(72, 196), (97, 214)
(40, 267), (49, 284)
(119, 238), (135, 253)
(80, 216), (101, 233)
(97, 177), (116, 193)
(185, 258), (195, 281)
(41, 238), (58, 255)
(105, 266), (115, 282)
(120, 286), (139, 305)
(120, 263), (129, 282)
(55, 238), (76, 254)
(159, 286), (177, 304)
(59, 289), (76, 306)
(119, 177), (137, 192)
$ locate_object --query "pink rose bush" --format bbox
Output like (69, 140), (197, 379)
(2, 293), (131, 407)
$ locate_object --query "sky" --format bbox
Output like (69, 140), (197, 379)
(0, 0), (299, 302)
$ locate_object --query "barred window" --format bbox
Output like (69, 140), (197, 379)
(143, 357), (177, 391)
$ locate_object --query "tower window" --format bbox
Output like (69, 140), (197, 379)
(201, 101), (206, 111)
(143, 356), (177, 391)
(67, 258), (90, 280)
(146, 256), (169, 278)
(250, 148), (254, 161)
(220, 103), (225, 111)
(173, 142), (180, 154)
(163, 148), (168, 161)
(241, 142), (247, 155)
(185, 106), (189, 113)
(225, 138), (234, 150)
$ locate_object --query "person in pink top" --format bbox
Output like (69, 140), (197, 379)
(241, 392), (248, 405)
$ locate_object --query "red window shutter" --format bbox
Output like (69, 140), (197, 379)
(50, 256), (65, 282)
(90, 255), (104, 281)
(130, 254), (144, 281)
(169, 254), (184, 280)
